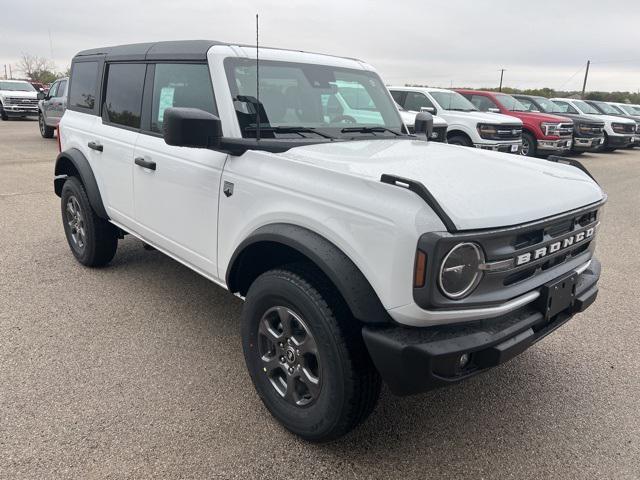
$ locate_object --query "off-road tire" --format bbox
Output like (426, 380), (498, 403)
(60, 177), (118, 267)
(0, 103), (8, 121)
(241, 264), (381, 442)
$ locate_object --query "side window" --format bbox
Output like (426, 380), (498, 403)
(553, 101), (578, 114)
(404, 92), (434, 112)
(57, 79), (68, 97)
(150, 63), (216, 133)
(103, 63), (146, 129)
(69, 61), (98, 110)
(518, 98), (536, 111)
(468, 94), (498, 112)
(47, 82), (59, 98)
(390, 90), (406, 106)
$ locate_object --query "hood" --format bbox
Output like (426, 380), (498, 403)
(508, 110), (573, 124)
(280, 139), (603, 230)
(548, 112), (604, 126)
(0, 90), (38, 99)
(441, 110), (522, 125)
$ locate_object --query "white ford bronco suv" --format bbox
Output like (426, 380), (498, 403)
(55, 40), (605, 442)
(390, 86), (523, 153)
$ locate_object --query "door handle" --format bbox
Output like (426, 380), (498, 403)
(135, 157), (156, 171)
(88, 141), (103, 152)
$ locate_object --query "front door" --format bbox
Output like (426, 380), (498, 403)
(132, 63), (226, 277)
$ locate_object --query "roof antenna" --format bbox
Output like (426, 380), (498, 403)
(255, 13), (260, 142)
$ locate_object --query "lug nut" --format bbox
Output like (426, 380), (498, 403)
(288, 367), (294, 374)
(279, 356), (285, 363)
(279, 342), (284, 348)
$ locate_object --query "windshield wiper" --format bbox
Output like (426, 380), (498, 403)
(244, 126), (334, 139)
(340, 126), (401, 136)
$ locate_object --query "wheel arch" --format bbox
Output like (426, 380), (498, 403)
(54, 148), (108, 219)
(226, 223), (391, 324)
(446, 128), (473, 144)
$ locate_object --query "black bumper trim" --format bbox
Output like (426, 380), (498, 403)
(363, 258), (600, 396)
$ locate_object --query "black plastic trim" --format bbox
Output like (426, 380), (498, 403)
(226, 223), (391, 324)
(54, 148), (108, 219)
(547, 155), (598, 184)
(380, 174), (458, 232)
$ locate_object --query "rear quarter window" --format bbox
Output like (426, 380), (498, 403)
(69, 62), (99, 111)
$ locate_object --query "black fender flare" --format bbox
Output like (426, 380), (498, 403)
(226, 224), (391, 324)
(54, 148), (108, 219)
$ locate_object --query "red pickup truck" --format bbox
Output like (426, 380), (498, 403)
(456, 89), (574, 157)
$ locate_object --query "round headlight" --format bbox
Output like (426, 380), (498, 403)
(438, 242), (484, 299)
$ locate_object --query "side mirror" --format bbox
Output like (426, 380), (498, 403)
(420, 106), (437, 115)
(414, 112), (434, 140)
(163, 107), (222, 149)
(488, 107), (501, 113)
(37, 92), (46, 100)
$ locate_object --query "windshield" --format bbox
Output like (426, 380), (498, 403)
(573, 100), (601, 115)
(593, 101), (623, 115)
(494, 93), (528, 112)
(0, 81), (35, 92)
(624, 105), (640, 115)
(224, 58), (403, 139)
(532, 96), (563, 113)
(430, 91), (477, 112)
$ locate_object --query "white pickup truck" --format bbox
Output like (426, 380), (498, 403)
(390, 86), (523, 153)
(550, 98), (636, 151)
(55, 40), (604, 442)
(0, 80), (40, 120)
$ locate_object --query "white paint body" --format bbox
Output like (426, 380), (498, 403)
(59, 46), (604, 326)
(389, 86), (523, 149)
(551, 98), (636, 139)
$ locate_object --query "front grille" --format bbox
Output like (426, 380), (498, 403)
(558, 123), (574, 137)
(5, 97), (38, 106)
(495, 125), (522, 140)
(414, 199), (605, 309)
(579, 124), (604, 135)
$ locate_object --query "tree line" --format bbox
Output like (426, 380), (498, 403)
(5, 54), (70, 84)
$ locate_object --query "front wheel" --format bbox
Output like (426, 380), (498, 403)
(520, 132), (537, 157)
(241, 266), (381, 442)
(0, 103), (8, 121)
(39, 111), (55, 138)
(447, 134), (472, 147)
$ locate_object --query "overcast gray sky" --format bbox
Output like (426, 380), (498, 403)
(1, 0), (639, 92)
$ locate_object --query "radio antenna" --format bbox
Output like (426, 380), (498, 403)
(255, 13), (261, 141)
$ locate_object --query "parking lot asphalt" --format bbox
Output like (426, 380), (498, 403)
(1, 119), (639, 479)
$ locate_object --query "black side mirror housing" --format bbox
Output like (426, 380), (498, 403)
(414, 112), (434, 140)
(163, 107), (223, 149)
(37, 92), (46, 100)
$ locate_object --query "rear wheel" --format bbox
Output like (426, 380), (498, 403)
(520, 132), (537, 157)
(61, 177), (118, 267)
(241, 265), (381, 442)
(447, 134), (472, 147)
(39, 111), (55, 138)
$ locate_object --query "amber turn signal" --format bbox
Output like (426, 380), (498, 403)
(414, 250), (427, 288)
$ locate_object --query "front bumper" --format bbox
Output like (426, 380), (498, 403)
(607, 134), (634, 147)
(362, 258), (600, 396)
(2, 104), (38, 116)
(537, 137), (573, 153)
(573, 136), (605, 151)
(474, 141), (522, 154)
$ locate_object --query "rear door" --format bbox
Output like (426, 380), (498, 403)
(132, 62), (226, 277)
(89, 62), (146, 226)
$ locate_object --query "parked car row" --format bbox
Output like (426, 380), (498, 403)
(390, 86), (640, 157)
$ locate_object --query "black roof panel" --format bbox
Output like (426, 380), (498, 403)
(74, 40), (226, 62)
